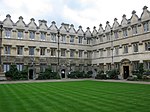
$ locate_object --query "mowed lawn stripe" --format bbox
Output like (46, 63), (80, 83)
(17, 83), (74, 112)
(0, 80), (150, 112)
(26, 82), (103, 112)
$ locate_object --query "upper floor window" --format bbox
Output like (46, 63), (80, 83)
(93, 50), (97, 58)
(78, 36), (83, 44)
(60, 35), (66, 43)
(4, 45), (11, 54)
(79, 50), (83, 58)
(29, 31), (35, 40)
(5, 29), (11, 38)
(87, 51), (92, 59)
(133, 43), (138, 52)
(61, 49), (66, 57)
(70, 35), (74, 43)
(40, 32), (46, 41)
(99, 49), (103, 57)
(114, 31), (118, 39)
(145, 42), (150, 51)
(29, 47), (35, 55)
(40, 47), (46, 55)
(123, 28), (128, 37)
(18, 31), (23, 39)
(123, 45), (128, 54)
(70, 49), (75, 57)
(114, 46), (119, 56)
(132, 25), (138, 35)
(17, 46), (23, 55)
(107, 48), (111, 57)
(51, 48), (56, 56)
(143, 22), (149, 32)
(51, 33), (56, 42)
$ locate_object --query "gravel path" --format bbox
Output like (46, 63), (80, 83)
(0, 79), (150, 84)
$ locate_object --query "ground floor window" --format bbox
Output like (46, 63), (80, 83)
(17, 64), (23, 71)
(40, 64), (47, 72)
(99, 64), (104, 71)
(144, 61), (150, 70)
(51, 64), (57, 72)
(114, 63), (120, 70)
(3, 63), (10, 72)
(132, 61), (139, 71)
(107, 63), (111, 71)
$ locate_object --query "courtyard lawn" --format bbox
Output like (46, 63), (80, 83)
(0, 80), (150, 112)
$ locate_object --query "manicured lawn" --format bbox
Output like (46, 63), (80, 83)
(0, 80), (150, 112)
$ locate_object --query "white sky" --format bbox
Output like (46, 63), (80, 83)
(0, 0), (150, 31)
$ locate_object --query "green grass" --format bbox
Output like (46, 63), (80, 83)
(0, 80), (150, 112)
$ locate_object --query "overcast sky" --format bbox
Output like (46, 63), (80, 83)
(0, 0), (150, 31)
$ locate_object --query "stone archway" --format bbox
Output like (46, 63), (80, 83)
(120, 59), (132, 79)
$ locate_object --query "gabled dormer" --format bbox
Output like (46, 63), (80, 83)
(105, 21), (111, 33)
(85, 27), (92, 38)
(92, 26), (97, 37)
(112, 18), (119, 30)
(77, 25), (84, 36)
(3, 14), (14, 28)
(130, 10), (139, 25)
(49, 21), (58, 33)
(15, 16), (26, 30)
(98, 24), (104, 35)
(121, 14), (128, 27)
(59, 23), (68, 34)
(38, 20), (48, 32)
(28, 18), (37, 31)
(141, 6), (150, 21)
(69, 24), (76, 35)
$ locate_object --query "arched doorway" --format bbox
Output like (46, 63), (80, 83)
(123, 66), (129, 79)
(120, 58), (131, 79)
(29, 69), (34, 79)
(61, 69), (65, 78)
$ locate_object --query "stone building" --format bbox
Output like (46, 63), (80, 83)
(0, 6), (150, 79)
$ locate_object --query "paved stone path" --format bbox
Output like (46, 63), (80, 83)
(0, 79), (150, 84)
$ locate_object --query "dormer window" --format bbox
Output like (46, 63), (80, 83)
(40, 32), (46, 41)
(29, 31), (35, 40)
(106, 33), (110, 41)
(114, 31), (118, 39)
(143, 22), (149, 32)
(51, 33), (56, 42)
(123, 28), (128, 37)
(61, 35), (66, 43)
(70, 35), (74, 43)
(132, 25), (138, 35)
(5, 29), (11, 38)
(18, 31), (23, 39)
(78, 36), (83, 44)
